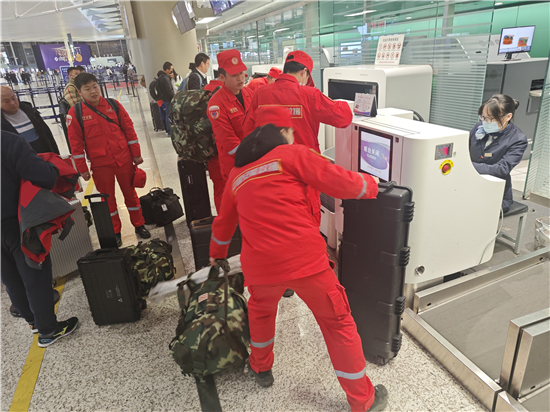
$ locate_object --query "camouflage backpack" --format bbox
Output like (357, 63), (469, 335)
(169, 260), (249, 379)
(127, 239), (176, 296)
(169, 87), (221, 163)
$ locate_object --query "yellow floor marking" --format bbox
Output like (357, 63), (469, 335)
(9, 276), (68, 412)
(81, 176), (95, 208)
(117, 90), (122, 101)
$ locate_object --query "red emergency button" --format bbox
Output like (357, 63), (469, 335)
(440, 160), (453, 175)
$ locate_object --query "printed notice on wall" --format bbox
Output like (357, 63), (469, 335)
(375, 34), (405, 66)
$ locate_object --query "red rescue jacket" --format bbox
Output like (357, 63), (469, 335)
(210, 142), (378, 286)
(67, 97), (141, 173)
(19, 153), (78, 268)
(246, 77), (268, 95)
(207, 85), (252, 179)
(243, 74), (353, 153)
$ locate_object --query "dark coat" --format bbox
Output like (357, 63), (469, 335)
(157, 71), (175, 103)
(1, 101), (60, 155)
(187, 68), (206, 90)
(469, 121), (528, 212)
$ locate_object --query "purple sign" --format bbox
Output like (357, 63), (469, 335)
(38, 44), (91, 71)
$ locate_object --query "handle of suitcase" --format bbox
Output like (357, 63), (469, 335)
(85, 193), (118, 249)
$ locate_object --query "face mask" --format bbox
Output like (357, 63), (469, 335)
(482, 120), (501, 134)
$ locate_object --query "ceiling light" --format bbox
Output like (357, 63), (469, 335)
(274, 28), (290, 32)
(345, 10), (376, 17)
(406, 16), (412, 19)
(258, 35), (265, 38)
(495, 2), (503, 5)
(196, 16), (218, 24)
(247, 35), (255, 38)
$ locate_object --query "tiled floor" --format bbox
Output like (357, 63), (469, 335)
(1, 83), (523, 412)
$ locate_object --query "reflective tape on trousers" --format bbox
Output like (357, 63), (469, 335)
(127, 206), (141, 211)
(128, 140), (138, 145)
(228, 144), (240, 155)
(250, 337), (274, 348)
(110, 210), (119, 216)
(334, 366), (367, 380)
(73, 154), (85, 159)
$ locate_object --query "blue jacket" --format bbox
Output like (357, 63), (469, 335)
(469, 121), (528, 212)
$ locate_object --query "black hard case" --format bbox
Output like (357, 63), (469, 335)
(150, 100), (165, 132)
(77, 248), (144, 326)
(189, 216), (242, 271)
(340, 182), (414, 365)
(178, 159), (212, 226)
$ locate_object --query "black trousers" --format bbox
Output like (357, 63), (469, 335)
(1, 217), (57, 334)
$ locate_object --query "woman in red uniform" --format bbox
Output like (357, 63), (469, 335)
(209, 107), (387, 412)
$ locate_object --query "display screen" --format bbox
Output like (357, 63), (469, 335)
(229, 0), (244, 7)
(328, 79), (378, 103)
(210, 0), (230, 15)
(172, 2), (196, 34)
(498, 26), (535, 54)
(358, 127), (392, 182)
(435, 143), (453, 160)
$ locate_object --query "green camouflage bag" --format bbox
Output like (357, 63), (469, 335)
(169, 261), (249, 378)
(127, 239), (176, 296)
(169, 87), (221, 163)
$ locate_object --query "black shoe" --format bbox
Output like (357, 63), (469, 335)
(135, 225), (151, 239)
(115, 233), (122, 247)
(10, 305), (22, 318)
(252, 369), (274, 388)
(366, 385), (388, 412)
(283, 289), (295, 298)
(38, 317), (79, 348)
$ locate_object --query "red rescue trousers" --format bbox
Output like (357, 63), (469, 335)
(247, 267), (375, 412)
(208, 156), (224, 214)
(91, 162), (145, 233)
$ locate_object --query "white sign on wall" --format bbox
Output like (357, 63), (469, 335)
(375, 34), (405, 66)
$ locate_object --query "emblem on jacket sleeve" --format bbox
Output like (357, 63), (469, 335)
(66, 114), (72, 126)
(209, 105), (220, 120)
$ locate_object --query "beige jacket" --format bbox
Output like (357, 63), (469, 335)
(63, 79), (82, 107)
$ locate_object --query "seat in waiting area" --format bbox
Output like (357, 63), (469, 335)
(497, 201), (529, 254)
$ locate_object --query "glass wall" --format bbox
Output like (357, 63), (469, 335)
(206, 2), (322, 86)
(524, 55), (550, 202)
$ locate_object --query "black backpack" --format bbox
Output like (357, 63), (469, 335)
(149, 78), (162, 100)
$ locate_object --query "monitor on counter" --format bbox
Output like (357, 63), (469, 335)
(358, 127), (392, 182)
(210, 0), (230, 15)
(498, 26), (535, 60)
(328, 79), (379, 103)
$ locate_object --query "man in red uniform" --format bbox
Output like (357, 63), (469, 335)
(207, 50), (252, 196)
(246, 67), (282, 95)
(67, 73), (150, 247)
(202, 76), (225, 212)
(243, 51), (353, 225)
(209, 106), (387, 412)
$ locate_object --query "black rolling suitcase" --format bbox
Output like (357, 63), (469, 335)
(77, 248), (145, 326)
(85, 194), (117, 249)
(189, 216), (241, 270)
(340, 181), (414, 365)
(150, 100), (165, 131)
(178, 158), (212, 226)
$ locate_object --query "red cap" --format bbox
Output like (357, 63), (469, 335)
(133, 166), (147, 188)
(285, 50), (313, 73)
(267, 67), (282, 79)
(254, 105), (292, 128)
(217, 49), (247, 75)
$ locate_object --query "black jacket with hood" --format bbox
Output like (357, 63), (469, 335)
(157, 70), (175, 103)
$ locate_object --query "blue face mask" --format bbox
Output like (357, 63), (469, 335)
(482, 120), (501, 134)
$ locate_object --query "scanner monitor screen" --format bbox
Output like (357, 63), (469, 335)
(499, 26), (535, 55)
(358, 127), (392, 182)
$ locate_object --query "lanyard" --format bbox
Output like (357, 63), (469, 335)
(83, 101), (121, 129)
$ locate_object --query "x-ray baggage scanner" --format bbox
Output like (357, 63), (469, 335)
(335, 116), (505, 291)
(323, 65), (433, 121)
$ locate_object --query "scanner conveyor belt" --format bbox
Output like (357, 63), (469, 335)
(419, 262), (550, 381)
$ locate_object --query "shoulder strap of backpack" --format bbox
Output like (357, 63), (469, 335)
(106, 98), (120, 123)
(74, 102), (84, 138)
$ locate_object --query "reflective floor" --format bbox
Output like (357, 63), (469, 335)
(1, 83), (508, 411)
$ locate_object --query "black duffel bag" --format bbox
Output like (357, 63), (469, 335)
(140, 187), (184, 227)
